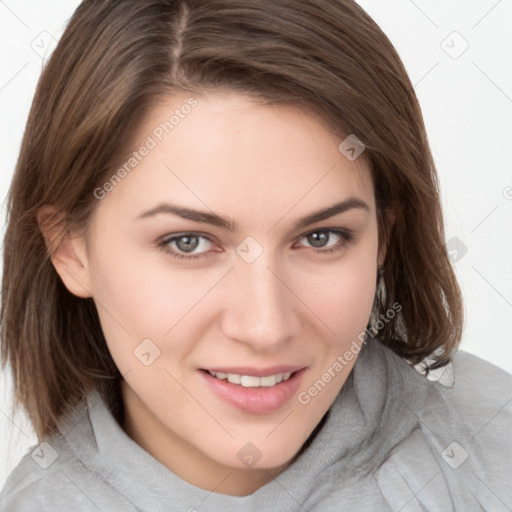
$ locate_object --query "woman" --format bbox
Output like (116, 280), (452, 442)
(1, 0), (510, 510)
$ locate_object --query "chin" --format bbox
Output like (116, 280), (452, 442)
(209, 427), (314, 472)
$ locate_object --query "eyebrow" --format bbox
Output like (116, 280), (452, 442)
(135, 197), (370, 232)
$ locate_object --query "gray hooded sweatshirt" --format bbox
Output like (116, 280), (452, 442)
(1, 339), (511, 511)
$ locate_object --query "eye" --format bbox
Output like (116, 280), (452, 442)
(157, 228), (355, 262)
(295, 229), (354, 254)
(157, 233), (217, 260)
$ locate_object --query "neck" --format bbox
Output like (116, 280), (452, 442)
(120, 380), (289, 496)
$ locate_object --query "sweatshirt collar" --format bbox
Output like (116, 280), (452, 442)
(57, 338), (430, 511)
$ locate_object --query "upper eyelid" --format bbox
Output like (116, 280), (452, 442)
(162, 231), (218, 244)
(161, 227), (351, 248)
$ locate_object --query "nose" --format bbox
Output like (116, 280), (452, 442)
(220, 254), (301, 350)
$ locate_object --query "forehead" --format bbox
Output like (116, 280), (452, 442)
(93, 91), (374, 227)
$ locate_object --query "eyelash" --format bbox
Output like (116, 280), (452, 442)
(156, 228), (355, 261)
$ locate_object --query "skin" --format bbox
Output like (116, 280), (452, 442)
(40, 90), (388, 496)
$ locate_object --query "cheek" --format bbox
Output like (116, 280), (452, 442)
(89, 236), (197, 327)
(88, 221), (378, 359)
(85, 244), (179, 360)
(87, 241), (223, 367)
(295, 243), (378, 343)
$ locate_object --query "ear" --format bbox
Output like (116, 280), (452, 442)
(37, 205), (93, 298)
(377, 208), (395, 269)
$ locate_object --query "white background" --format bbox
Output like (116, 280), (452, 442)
(1, 0), (511, 491)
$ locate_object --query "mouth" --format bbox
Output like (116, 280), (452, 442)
(199, 366), (307, 414)
(205, 369), (295, 388)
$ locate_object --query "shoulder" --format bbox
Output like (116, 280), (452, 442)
(442, 349), (512, 431)
(383, 341), (512, 427)
(0, 436), (136, 511)
(369, 345), (512, 509)
(450, 348), (512, 390)
(0, 445), (83, 512)
(397, 346), (512, 452)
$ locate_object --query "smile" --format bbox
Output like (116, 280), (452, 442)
(200, 367), (306, 414)
(207, 370), (293, 387)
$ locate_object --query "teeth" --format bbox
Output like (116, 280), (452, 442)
(227, 373), (241, 384)
(240, 375), (260, 387)
(260, 375), (277, 387)
(208, 370), (294, 387)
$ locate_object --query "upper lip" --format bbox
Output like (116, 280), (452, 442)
(202, 365), (305, 377)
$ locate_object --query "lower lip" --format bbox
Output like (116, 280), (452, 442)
(199, 369), (306, 414)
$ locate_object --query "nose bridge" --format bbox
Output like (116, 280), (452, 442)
(221, 251), (299, 347)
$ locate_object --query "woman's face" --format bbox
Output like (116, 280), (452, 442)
(62, 91), (384, 494)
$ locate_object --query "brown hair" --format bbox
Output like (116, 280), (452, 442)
(1, 0), (463, 442)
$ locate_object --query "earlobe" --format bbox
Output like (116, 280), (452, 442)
(37, 205), (93, 298)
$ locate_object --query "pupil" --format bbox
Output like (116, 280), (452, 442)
(308, 232), (328, 247)
(176, 235), (199, 252)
